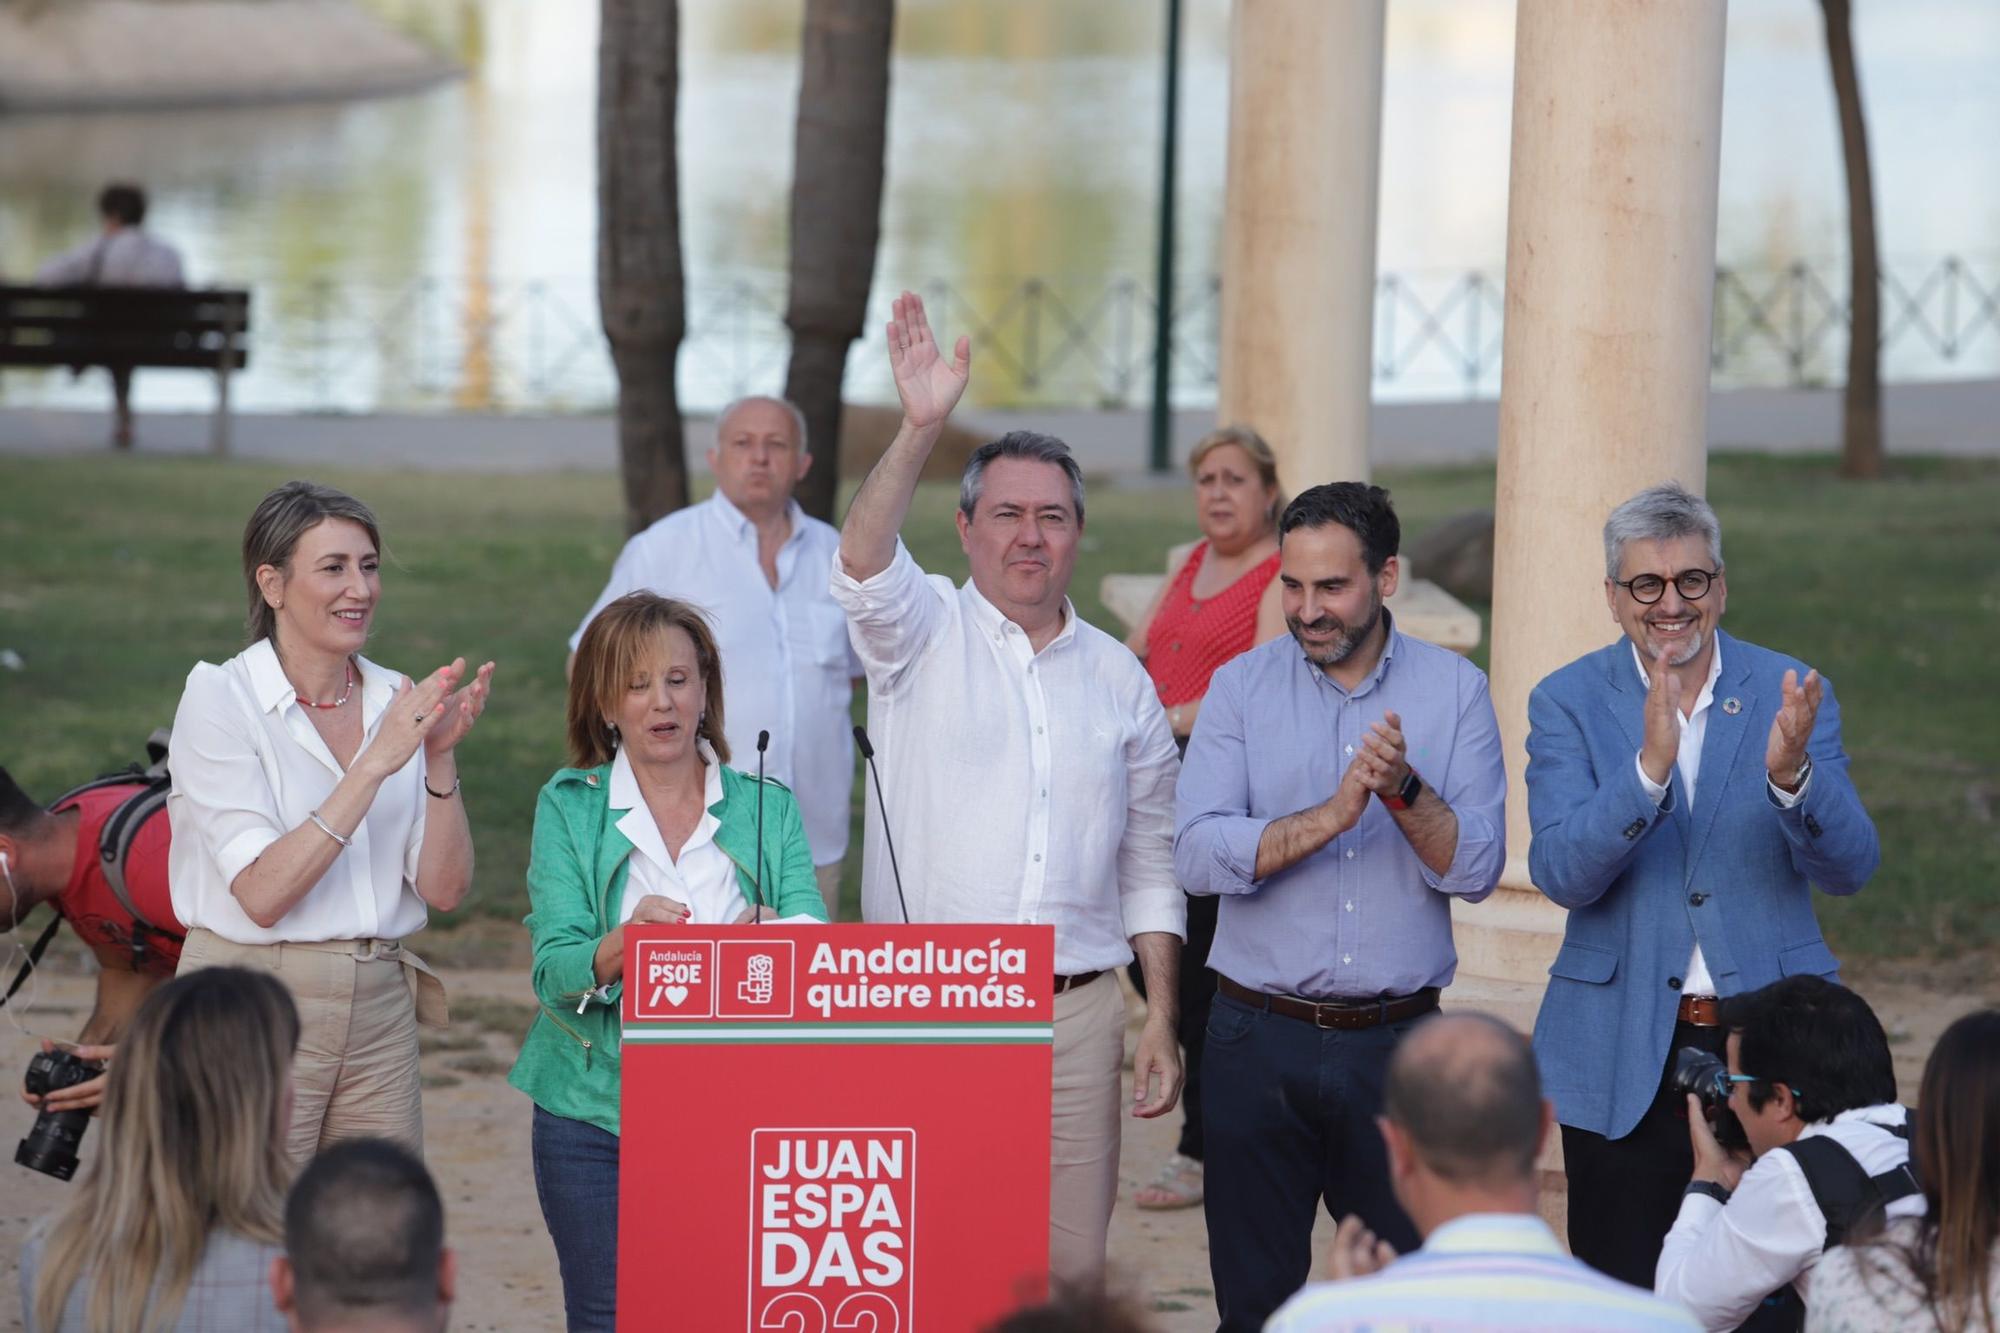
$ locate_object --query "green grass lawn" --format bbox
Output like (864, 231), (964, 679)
(1, 451), (1994, 960)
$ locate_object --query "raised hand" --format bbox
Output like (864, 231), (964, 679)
(1640, 646), (1685, 787)
(424, 660), (496, 759)
(1765, 667), (1822, 788)
(886, 290), (970, 430)
(1356, 710), (1412, 797)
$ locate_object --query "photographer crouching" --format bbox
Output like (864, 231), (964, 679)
(3, 762), (184, 1180)
(1655, 975), (1921, 1331)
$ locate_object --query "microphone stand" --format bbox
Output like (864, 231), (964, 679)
(754, 730), (770, 923)
(853, 725), (911, 925)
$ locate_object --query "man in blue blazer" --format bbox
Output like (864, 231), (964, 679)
(1525, 482), (1879, 1290)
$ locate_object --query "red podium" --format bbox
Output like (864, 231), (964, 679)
(617, 923), (1055, 1332)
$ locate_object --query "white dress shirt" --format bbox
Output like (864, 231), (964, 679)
(36, 229), (185, 287)
(167, 639), (429, 944)
(610, 742), (742, 926)
(571, 492), (860, 868)
(1631, 641), (1806, 995)
(1656, 1105), (1921, 1333)
(829, 542), (1184, 974)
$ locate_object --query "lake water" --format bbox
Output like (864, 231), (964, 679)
(1, 0), (1994, 414)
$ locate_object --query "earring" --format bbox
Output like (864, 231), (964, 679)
(606, 721), (618, 734)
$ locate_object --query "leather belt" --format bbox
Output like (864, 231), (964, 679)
(1217, 974), (1439, 1031)
(1052, 971), (1104, 995)
(1678, 994), (1723, 1027)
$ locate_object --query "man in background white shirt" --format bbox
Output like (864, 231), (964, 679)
(35, 181), (186, 450)
(832, 291), (1185, 1286)
(569, 395), (860, 917)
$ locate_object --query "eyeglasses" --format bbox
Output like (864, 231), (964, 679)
(1722, 1073), (1805, 1098)
(1614, 568), (1721, 604)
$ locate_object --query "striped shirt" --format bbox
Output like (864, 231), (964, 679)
(1266, 1214), (1699, 1333)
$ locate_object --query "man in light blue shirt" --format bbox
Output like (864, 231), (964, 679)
(1175, 482), (1508, 1332)
(1265, 1013), (1698, 1333)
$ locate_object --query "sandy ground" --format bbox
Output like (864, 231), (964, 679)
(3, 958), (1992, 1332)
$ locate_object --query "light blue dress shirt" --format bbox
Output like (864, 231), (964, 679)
(1174, 615), (1507, 998)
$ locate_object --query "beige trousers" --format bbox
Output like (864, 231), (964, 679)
(178, 928), (430, 1165)
(814, 861), (845, 920)
(1049, 972), (1126, 1287)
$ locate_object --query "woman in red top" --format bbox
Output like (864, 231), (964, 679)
(1123, 425), (1288, 1210)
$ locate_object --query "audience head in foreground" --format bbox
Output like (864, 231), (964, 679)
(273, 1138), (454, 1333)
(24, 966), (298, 1333)
(1806, 1008), (2000, 1333)
(1265, 1012), (1697, 1332)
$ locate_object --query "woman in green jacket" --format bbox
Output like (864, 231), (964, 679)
(508, 592), (825, 1331)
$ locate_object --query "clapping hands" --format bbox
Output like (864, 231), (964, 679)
(1765, 668), (1821, 790)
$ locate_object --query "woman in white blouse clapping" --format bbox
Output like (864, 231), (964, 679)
(166, 480), (494, 1162)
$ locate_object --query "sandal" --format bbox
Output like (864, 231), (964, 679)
(1134, 1152), (1204, 1210)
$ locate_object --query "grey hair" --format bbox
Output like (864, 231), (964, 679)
(715, 395), (808, 452)
(1603, 482), (1722, 580)
(959, 431), (1086, 525)
(242, 481), (383, 645)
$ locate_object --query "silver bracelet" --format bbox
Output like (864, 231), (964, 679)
(308, 811), (353, 848)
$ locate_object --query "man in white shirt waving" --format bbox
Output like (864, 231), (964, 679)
(570, 395), (861, 917)
(832, 291), (1185, 1287)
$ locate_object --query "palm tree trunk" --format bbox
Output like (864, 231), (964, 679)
(599, 0), (689, 534)
(1822, 0), (1882, 479)
(784, 0), (896, 523)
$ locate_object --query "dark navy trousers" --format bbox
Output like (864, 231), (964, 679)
(1200, 989), (1427, 1333)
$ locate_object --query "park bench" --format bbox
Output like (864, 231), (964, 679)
(0, 284), (251, 454)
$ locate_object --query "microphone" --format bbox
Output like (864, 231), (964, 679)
(754, 730), (770, 923)
(852, 725), (911, 925)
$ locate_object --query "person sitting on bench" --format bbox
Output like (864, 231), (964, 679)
(35, 181), (186, 449)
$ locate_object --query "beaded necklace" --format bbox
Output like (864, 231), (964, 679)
(295, 658), (356, 711)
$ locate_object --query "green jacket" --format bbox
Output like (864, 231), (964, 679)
(506, 761), (827, 1135)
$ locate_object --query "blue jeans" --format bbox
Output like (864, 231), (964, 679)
(531, 1105), (620, 1332)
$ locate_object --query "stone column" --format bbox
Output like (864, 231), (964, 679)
(1216, 0), (1385, 489)
(1450, 0), (1728, 1032)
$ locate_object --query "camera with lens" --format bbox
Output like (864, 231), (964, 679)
(1670, 1045), (1734, 1104)
(1669, 1044), (1748, 1151)
(16, 1047), (103, 1181)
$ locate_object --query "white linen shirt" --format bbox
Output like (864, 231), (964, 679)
(36, 229), (185, 287)
(571, 492), (860, 867)
(828, 541), (1183, 974)
(1656, 1104), (1921, 1333)
(166, 639), (429, 944)
(610, 742), (742, 926)
(1631, 641), (1807, 996)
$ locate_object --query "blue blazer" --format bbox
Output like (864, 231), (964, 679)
(1525, 630), (1879, 1139)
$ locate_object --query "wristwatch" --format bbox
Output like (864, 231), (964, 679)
(1381, 768), (1423, 811)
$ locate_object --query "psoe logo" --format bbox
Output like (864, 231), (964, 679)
(633, 941), (716, 1019)
(749, 1128), (914, 1333)
(718, 938), (795, 1019)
